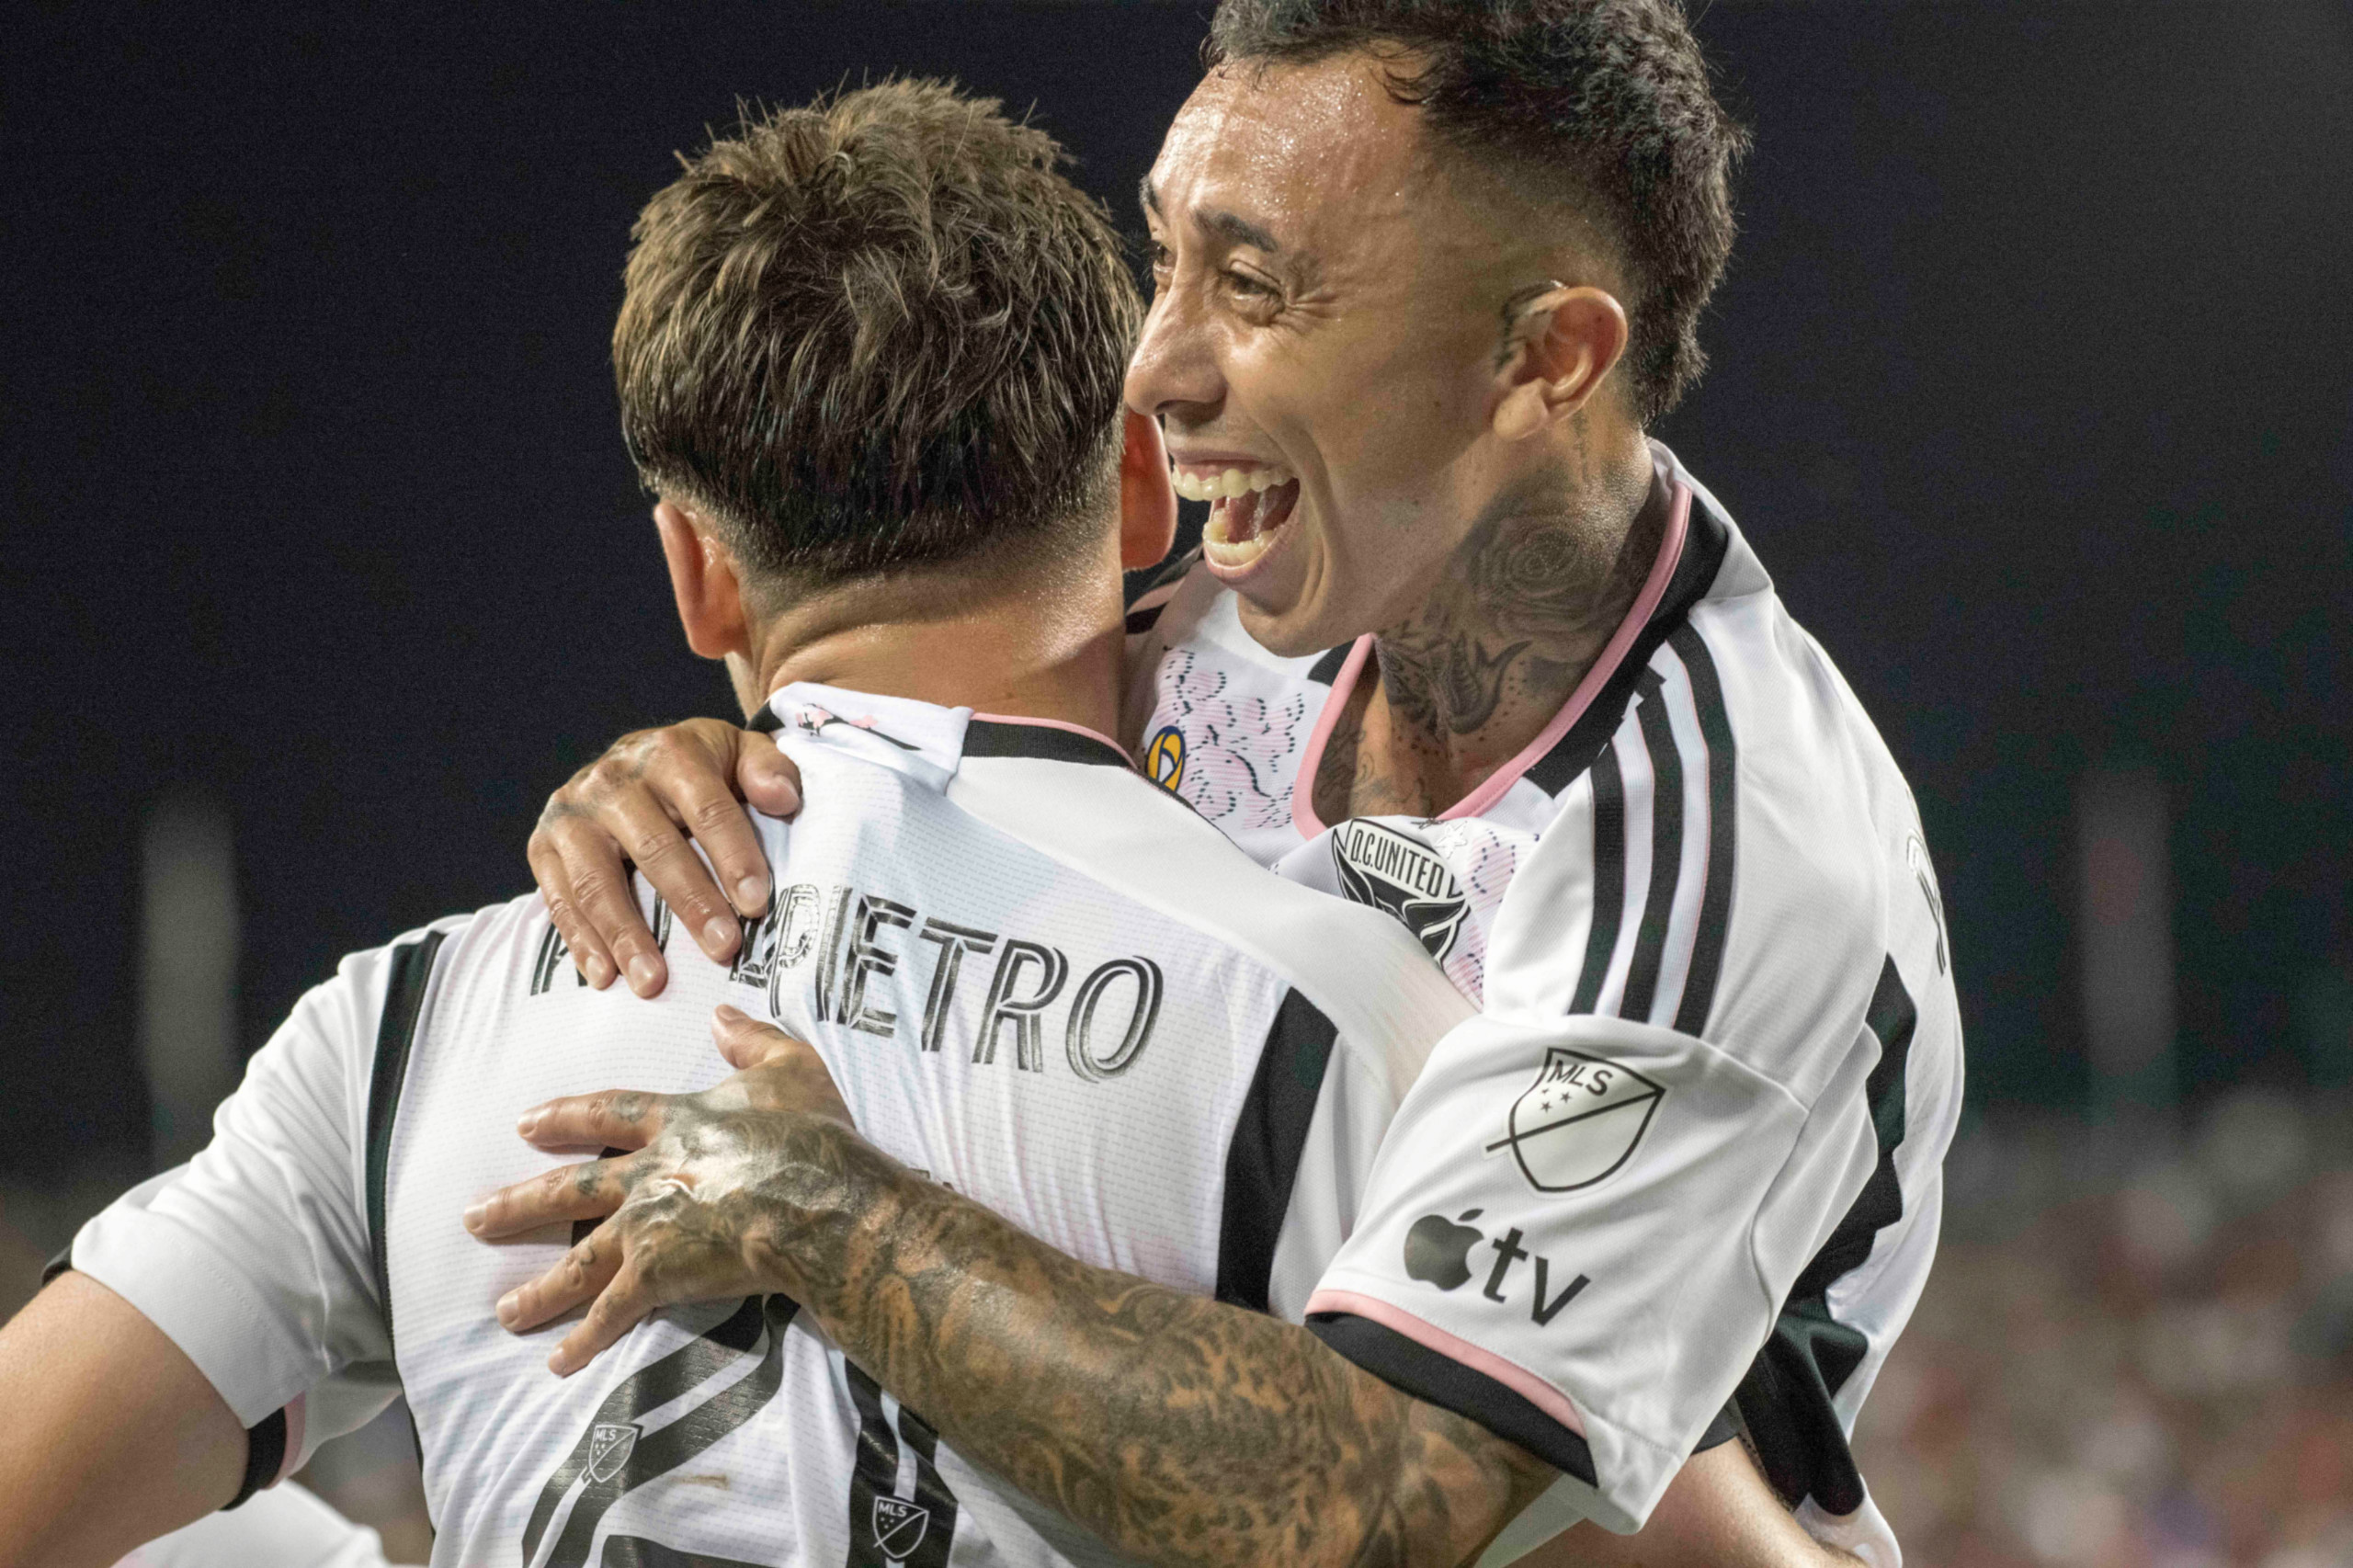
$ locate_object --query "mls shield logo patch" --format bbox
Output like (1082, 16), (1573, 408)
(585, 1421), (640, 1483)
(1484, 1049), (1664, 1193)
(1332, 819), (1469, 961)
(872, 1495), (932, 1561)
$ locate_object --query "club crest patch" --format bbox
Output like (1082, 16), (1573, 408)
(1144, 724), (1186, 794)
(1331, 819), (1469, 960)
(586, 1421), (640, 1483)
(1484, 1048), (1664, 1193)
(872, 1495), (933, 1560)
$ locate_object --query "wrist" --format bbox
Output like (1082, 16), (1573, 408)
(744, 1111), (915, 1305)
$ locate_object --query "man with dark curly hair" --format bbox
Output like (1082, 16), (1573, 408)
(517, 3), (1961, 1564)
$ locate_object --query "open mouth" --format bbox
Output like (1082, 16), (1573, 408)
(1172, 464), (1302, 572)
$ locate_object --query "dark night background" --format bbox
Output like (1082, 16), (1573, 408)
(4, 2), (2349, 1179)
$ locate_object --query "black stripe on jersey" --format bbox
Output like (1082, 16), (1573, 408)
(1523, 476), (1732, 799)
(749, 703), (783, 734)
(963, 720), (1131, 769)
(1618, 671), (1685, 1023)
(528, 1294), (800, 1568)
(1669, 624), (1738, 1039)
(600, 1538), (770, 1568)
(1305, 642), (1353, 686)
(1305, 1312), (1597, 1487)
(364, 929), (447, 1354)
(1215, 988), (1341, 1312)
(1567, 743), (1627, 1015)
(846, 1363), (961, 1567)
(1734, 957), (1915, 1517)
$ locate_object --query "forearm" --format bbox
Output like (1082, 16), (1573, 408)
(0, 1272), (246, 1568)
(750, 1116), (1547, 1568)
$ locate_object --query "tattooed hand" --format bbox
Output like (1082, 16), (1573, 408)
(461, 1004), (853, 1375)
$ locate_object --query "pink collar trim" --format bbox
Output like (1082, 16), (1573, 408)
(1290, 481), (1691, 838)
(970, 710), (1137, 767)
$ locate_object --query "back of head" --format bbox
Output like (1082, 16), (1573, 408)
(1207, 0), (1747, 424)
(615, 81), (1142, 592)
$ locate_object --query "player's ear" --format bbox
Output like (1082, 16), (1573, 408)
(1117, 409), (1179, 573)
(653, 499), (751, 663)
(1489, 284), (1630, 444)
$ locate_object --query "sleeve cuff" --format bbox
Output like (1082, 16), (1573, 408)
(223, 1406), (288, 1510)
(1306, 1307), (1597, 1486)
(72, 1203), (320, 1428)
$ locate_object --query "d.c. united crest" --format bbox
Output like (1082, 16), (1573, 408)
(1331, 819), (1469, 960)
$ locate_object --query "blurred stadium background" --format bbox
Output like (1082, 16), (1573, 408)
(4, 3), (2347, 1562)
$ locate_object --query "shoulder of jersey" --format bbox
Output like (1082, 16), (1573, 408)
(950, 754), (1473, 1062)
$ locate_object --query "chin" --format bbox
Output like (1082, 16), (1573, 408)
(1233, 592), (1347, 659)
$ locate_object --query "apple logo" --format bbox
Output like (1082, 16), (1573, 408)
(1404, 1209), (1485, 1292)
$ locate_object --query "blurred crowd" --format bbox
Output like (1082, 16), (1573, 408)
(6, 1087), (2348, 1566)
(1856, 1091), (2353, 1566)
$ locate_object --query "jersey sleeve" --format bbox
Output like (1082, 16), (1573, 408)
(1302, 1006), (1881, 1536)
(68, 927), (455, 1433)
(116, 1481), (398, 1568)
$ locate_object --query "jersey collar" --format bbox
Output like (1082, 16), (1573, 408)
(753, 683), (1134, 790)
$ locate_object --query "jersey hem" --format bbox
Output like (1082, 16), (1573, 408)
(1304, 1304), (1599, 1487)
(1303, 1288), (1588, 1437)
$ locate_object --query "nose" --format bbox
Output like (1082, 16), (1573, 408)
(1124, 275), (1224, 426)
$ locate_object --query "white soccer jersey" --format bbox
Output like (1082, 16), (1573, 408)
(115, 1483), (401, 1568)
(1124, 441), (1965, 1552)
(70, 684), (1470, 1568)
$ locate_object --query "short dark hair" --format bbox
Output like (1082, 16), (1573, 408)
(1207, 0), (1747, 422)
(615, 80), (1141, 588)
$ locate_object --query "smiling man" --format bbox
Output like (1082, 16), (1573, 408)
(519, 3), (1963, 1564)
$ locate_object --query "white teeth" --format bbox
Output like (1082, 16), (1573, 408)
(1202, 510), (1276, 567)
(1168, 463), (1296, 503)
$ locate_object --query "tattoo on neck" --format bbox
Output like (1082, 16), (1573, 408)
(1357, 478), (1661, 785)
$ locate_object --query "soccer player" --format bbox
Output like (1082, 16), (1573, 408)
(515, 3), (1964, 1565)
(0, 81), (1827, 1568)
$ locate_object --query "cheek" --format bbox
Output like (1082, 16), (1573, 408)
(1312, 333), (1490, 501)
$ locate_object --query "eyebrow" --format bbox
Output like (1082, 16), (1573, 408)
(1138, 176), (1282, 254)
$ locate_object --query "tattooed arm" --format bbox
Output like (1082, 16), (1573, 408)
(471, 1012), (1839, 1568)
(472, 1010), (1548, 1568)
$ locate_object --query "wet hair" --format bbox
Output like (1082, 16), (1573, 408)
(614, 80), (1142, 589)
(1208, 0), (1748, 421)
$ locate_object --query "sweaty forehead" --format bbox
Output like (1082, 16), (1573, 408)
(1151, 55), (1430, 253)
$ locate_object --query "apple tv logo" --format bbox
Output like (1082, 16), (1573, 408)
(1404, 1209), (1591, 1326)
(1404, 1209), (1487, 1291)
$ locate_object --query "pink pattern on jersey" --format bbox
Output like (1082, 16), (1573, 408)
(1419, 818), (1524, 1006)
(1149, 646), (1311, 831)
